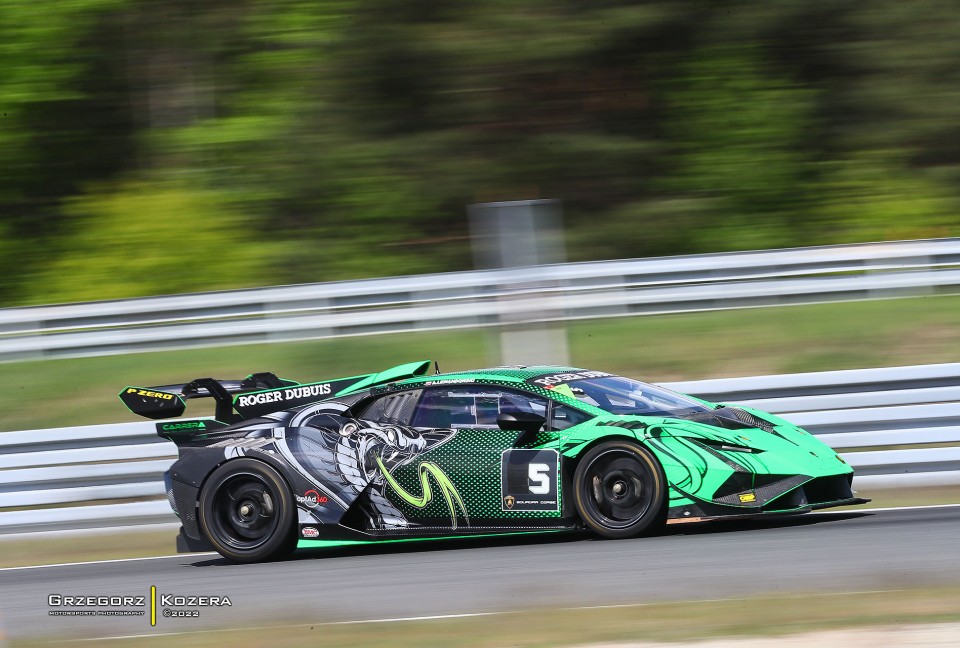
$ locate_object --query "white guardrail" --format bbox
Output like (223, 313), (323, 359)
(0, 362), (957, 535)
(1, 238), (959, 361)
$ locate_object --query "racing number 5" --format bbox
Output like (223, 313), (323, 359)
(501, 448), (559, 512)
(528, 463), (551, 494)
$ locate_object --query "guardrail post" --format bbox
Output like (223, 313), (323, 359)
(468, 199), (569, 366)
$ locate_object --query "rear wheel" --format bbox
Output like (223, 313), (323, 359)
(198, 458), (297, 563)
(573, 440), (666, 539)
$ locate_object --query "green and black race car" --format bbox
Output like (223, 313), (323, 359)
(120, 360), (868, 563)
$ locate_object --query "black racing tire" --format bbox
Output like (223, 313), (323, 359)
(198, 458), (297, 563)
(572, 440), (667, 539)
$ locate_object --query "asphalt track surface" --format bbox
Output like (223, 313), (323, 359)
(2, 504), (958, 641)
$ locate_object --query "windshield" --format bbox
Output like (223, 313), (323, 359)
(559, 376), (711, 417)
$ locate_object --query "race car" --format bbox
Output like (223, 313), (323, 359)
(120, 360), (868, 562)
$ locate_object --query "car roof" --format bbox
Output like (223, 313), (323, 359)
(399, 365), (589, 384)
(375, 365), (645, 419)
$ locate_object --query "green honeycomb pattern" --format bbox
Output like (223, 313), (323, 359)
(387, 428), (562, 524)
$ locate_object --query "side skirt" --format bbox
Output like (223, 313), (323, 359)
(297, 520), (580, 543)
(665, 496), (871, 525)
(296, 527), (575, 549)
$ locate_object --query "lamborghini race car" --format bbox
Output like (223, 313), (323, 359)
(120, 361), (868, 562)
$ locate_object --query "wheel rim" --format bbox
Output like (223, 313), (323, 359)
(580, 449), (656, 530)
(209, 472), (281, 551)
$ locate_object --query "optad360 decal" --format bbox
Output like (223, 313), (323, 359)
(296, 489), (328, 508)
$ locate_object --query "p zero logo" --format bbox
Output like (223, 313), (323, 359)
(126, 388), (175, 401)
(501, 449), (560, 512)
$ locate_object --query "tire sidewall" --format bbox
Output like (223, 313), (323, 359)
(199, 458), (297, 562)
(572, 440), (666, 539)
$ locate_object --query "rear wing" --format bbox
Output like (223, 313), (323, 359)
(119, 360), (433, 424)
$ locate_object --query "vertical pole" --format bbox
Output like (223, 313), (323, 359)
(468, 199), (569, 366)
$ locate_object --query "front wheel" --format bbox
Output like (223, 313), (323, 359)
(572, 440), (666, 539)
(198, 458), (297, 563)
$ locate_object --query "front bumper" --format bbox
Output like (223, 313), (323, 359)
(667, 494), (871, 524)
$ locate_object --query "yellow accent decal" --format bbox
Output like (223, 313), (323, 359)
(128, 388), (174, 400)
(375, 456), (469, 529)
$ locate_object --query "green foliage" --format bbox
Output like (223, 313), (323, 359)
(3, 296), (959, 431)
(30, 181), (277, 304)
(2, 0), (960, 305)
(817, 153), (960, 243)
(662, 46), (819, 250)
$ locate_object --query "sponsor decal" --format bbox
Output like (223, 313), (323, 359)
(295, 489), (328, 508)
(501, 449), (560, 512)
(376, 456), (469, 529)
(235, 383), (332, 408)
(421, 379), (475, 386)
(126, 388), (175, 400)
(738, 492), (757, 503)
(528, 370), (612, 387)
(160, 421), (207, 431)
(301, 526), (320, 538)
(544, 383), (577, 399)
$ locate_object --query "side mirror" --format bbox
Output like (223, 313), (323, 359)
(497, 411), (546, 434)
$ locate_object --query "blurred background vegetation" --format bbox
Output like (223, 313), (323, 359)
(2, 0), (960, 306)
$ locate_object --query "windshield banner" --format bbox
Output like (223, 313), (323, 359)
(526, 370), (613, 388)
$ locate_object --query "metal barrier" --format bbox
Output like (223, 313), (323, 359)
(1, 238), (959, 361)
(0, 362), (957, 536)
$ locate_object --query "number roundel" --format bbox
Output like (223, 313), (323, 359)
(501, 449), (559, 511)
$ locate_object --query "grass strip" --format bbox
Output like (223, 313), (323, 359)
(2, 295), (959, 431)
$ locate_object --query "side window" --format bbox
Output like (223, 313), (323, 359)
(357, 389), (422, 425)
(411, 387), (548, 429)
(549, 404), (592, 431)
